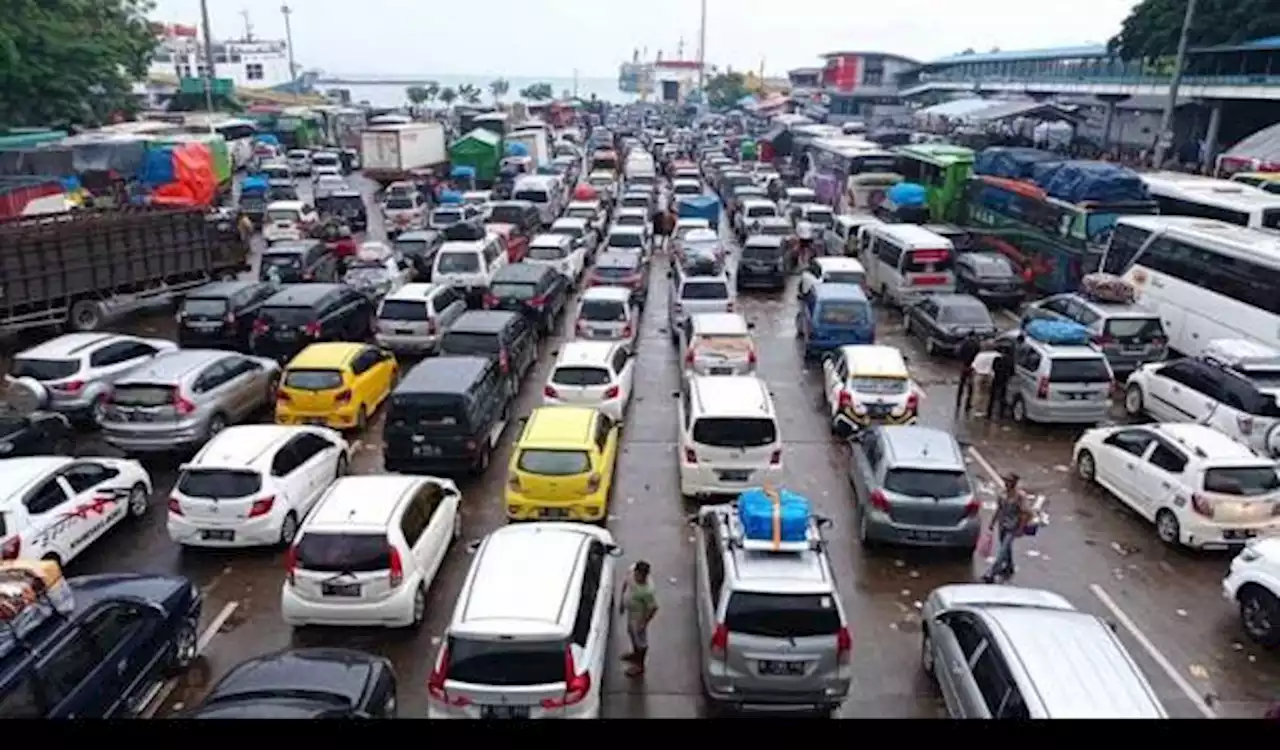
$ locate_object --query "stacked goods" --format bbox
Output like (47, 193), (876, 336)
(0, 560), (75, 640)
(737, 484), (811, 547)
(1079, 273), (1136, 304)
(1024, 319), (1091, 346)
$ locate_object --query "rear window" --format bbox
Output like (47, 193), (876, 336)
(818, 301), (870, 326)
(517, 449), (592, 475)
(177, 469), (262, 499)
(490, 282), (538, 301)
(617, 215), (646, 226)
(742, 243), (782, 259)
(883, 469), (970, 498)
(259, 306), (315, 326)
(109, 384), (175, 407)
(529, 245), (566, 261)
(1203, 466), (1280, 497)
(9, 358), (78, 381)
(284, 369), (344, 391)
(567, 209), (597, 221)
(1104, 317), (1164, 341)
(939, 304), (991, 325)
(824, 270), (865, 286)
(378, 300), (430, 321)
(903, 249), (953, 274)
(608, 233), (643, 248)
(580, 300), (628, 321)
(296, 533), (391, 573)
(436, 252), (480, 274)
(725, 593), (841, 639)
(551, 226), (583, 239)
(489, 206), (526, 225)
(691, 417), (777, 448)
(182, 298), (228, 317)
(513, 190), (549, 203)
(394, 240), (432, 258)
(851, 377), (908, 395)
(756, 224), (792, 237)
(1048, 358), (1112, 383)
(384, 197), (415, 210)
(262, 253), (302, 268)
(388, 394), (468, 431)
(552, 366), (611, 386)
(446, 637), (567, 687)
(433, 210), (463, 225)
(441, 332), (501, 355)
(681, 281), (729, 301)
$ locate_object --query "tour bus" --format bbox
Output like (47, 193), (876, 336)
(1140, 171), (1280, 230)
(894, 143), (975, 223)
(1101, 215), (1280, 357)
(799, 137), (900, 213)
(183, 114), (258, 171)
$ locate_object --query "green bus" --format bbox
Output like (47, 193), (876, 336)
(894, 144), (975, 223)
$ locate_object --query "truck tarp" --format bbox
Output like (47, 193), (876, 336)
(973, 147), (1060, 180)
(148, 134), (232, 186)
(450, 129), (502, 183)
(0, 177), (65, 219)
(677, 195), (720, 227)
(1029, 160), (1150, 205)
(150, 143), (218, 208)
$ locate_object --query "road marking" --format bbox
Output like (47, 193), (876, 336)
(1088, 584), (1217, 718)
(141, 600), (240, 718)
(966, 446), (1004, 485)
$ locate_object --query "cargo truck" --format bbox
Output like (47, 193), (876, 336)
(0, 207), (250, 335)
(506, 126), (550, 169)
(360, 122), (448, 186)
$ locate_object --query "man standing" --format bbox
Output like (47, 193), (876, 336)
(955, 333), (981, 413)
(619, 560), (659, 678)
(988, 343), (1016, 419)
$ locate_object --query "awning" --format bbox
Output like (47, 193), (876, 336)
(916, 98), (996, 119)
(966, 100), (1084, 125)
(1220, 121), (1280, 169)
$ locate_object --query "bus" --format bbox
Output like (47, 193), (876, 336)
(181, 114), (258, 170)
(1101, 215), (1280, 357)
(966, 175), (1158, 295)
(894, 143), (974, 223)
(800, 138), (900, 212)
(1140, 171), (1280, 230)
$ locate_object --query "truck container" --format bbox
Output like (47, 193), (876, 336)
(0, 207), (250, 334)
(0, 177), (70, 220)
(360, 123), (448, 185)
(449, 129), (503, 187)
(506, 127), (550, 169)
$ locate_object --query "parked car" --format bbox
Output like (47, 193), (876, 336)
(953, 252), (1025, 308)
(182, 648), (397, 718)
(249, 285), (377, 364)
(902, 293), (998, 357)
(276, 343), (398, 432)
(176, 281), (278, 352)
(483, 263), (571, 336)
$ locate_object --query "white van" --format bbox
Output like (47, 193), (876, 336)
(262, 200), (317, 245)
(678, 375), (783, 497)
(860, 223), (956, 307)
(527, 233), (585, 281)
(431, 236), (509, 304)
(512, 175), (563, 228)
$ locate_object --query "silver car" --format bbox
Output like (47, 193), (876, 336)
(7, 333), (176, 422)
(668, 268), (735, 346)
(375, 283), (468, 355)
(573, 286), (637, 346)
(97, 349), (280, 453)
(694, 503), (852, 715)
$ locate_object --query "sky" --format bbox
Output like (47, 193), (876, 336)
(151, 0), (1141, 78)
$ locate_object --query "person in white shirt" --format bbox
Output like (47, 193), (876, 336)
(969, 343), (999, 415)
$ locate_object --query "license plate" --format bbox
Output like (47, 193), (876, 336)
(1123, 346), (1145, 354)
(868, 405), (890, 417)
(719, 470), (751, 482)
(395, 328), (415, 335)
(758, 660), (807, 676)
(413, 445), (441, 457)
(304, 418), (327, 426)
(322, 582), (361, 597)
(200, 529), (235, 542)
(709, 367), (733, 375)
(1224, 529), (1258, 541)
(905, 530), (943, 542)
(540, 508), (571, 519)
(275, 331), (297, 340)
(481, 705), (530, 719)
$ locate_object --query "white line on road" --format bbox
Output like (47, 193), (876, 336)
(141, 600), (240, 719)
(1088, 583), (1217, 718)
(999, 309), (1022, 325)
(966, 446), (1004, 485)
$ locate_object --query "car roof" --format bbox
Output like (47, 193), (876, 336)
(307, 474), (425, 530)
(186, 280), (264, 299)
(744, 234), (784, 247)
(450, 310), (519, 332)
(115, 349), (229, 383)
(0, 456), (73, 505)
(554, 341), (619, 368)
(933, 293), (986, 309)
(288, 342), (364, 369)
(205, 648), (382, 709)
(608, 225), (644, 235)
(689, 375), (774, 418)
(397, 355), (491, 394)
(582, 286), (632, 302)
(190, 424), (317, 469)
(692, 313), (749, 334)
(813, 283), (869, 302)
(262, 284), (343, 307)
(594, 251), (641, 268)
(567, 200), (600, 209)
(493, 263), (551, 282)
(1145, 423), (1267, 462)
(530, 233), (570, 247)
(490, 200), (535, 209)
(617, 207), (647, 216)
(18, 332), (121, 358)
(817, 257), (865, 271)
(839, 345), (909, 376)
(384, 283), (443, 302)
(459, 524), (594, 633)
(551, 217), (587, 227)
(262, 241), (321, 256)
(520, 406), (598, 448)
(267, 200), (305, 210)
(879, 425), (965, 469)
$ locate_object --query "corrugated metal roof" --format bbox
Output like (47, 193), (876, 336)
(930, 45), (1109, 66)
(1191, 34), (1280, 53)
(967, 100), (1083, 123)
(917, 98), (1006, 118)
(1222, 121), (1280, 163)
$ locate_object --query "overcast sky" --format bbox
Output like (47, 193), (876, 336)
(152, 0), (1139, 77)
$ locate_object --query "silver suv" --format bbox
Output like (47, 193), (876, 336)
(97, 349), (280, 453)
(8, 333), (175, 422)
(1021, 293), (1167, 379)
(693, 503), (852, 715)
(994, 330), (1114, 425)
(668, 267), (735, 346)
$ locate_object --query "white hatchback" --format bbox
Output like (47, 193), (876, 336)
(542, 341), (636, 422)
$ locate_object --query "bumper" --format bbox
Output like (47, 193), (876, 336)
(1021, 399), (1111, 425)
(276, 408), (361, 430)
(505, 492), (608, 523)
(1181, 521), (1280, 550)
(281, 581), (417, 628)
(973, 288), (1025, 307)
(703, 673), (849, 713)
(376, 333), (441, 355)
(101, 423), (208, 452)
(680, 465), (783, 498)
(427, 694), (600, 720)
(168, 512), (284, 548)
(803, 333), (873, 356)
(838, 408), (917, 428)
(864, 511), (981, 549)
(385, 454), (477, 476)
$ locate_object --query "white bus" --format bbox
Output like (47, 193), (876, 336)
(1101, 215), (1280, 357)
(1140, 171), (1280, 230)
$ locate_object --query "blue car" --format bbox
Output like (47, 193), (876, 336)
(797, 283), (875, 358)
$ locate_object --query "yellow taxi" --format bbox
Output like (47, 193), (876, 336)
(1230, 172), (1280, 194)
(505, 406), (619, 522)
(275, 342), (398, 431)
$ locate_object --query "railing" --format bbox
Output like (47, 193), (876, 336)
(914, 71), (1280, 88)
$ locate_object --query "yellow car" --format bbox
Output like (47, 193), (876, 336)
(275, 342), (397, 431)
(505, 406), (619, 522)
(1231, 172), (1280, 194)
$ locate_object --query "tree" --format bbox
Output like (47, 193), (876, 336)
(422, 80), (440, 103)
(518, 82), (554, 101)
(1110, 0), (1280, 60)
(704, 71), (750, 110)
(438, 87), (458, 107)
(406, 86), (430, 105)
(457, 83), (481, 104)
(0, 0), (159, 127)
(489, 78), (510, 102)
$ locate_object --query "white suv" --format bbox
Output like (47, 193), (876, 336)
(678, 375), (783, 498)
(1223, 538), (1280, 647)
(542, 341), (636, 422)
(1074, 422), (1280, 549)
(281, 473), (462, 629)
(167, 424), (349, 549)
(427, 522), (621, 719)
(8, 333), (175, 421)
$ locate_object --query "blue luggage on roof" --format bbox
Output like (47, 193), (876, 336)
(737, 487), (811, 544)
(1024, 319), (1091, 346)
(438, 189), (463, 204)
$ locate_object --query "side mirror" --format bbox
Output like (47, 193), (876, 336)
(605, 543), (624, 557)
(747, 321), (756, 329)
(832, 414), (858, 440)
(666, 269), (673, 278)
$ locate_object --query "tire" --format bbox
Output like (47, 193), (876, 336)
(278, 511), (300, 546)
(1124, 384), (1145, 417)
(167, 616), (199, 675)
(42, 552), (63, 568)
(206, 413), (228, 442)
(409, 583), (428, 629)
(921, 629), (936, 678)
(1155, 509), (1181, 547)
(68, 299), (104, 332)
(1011, 397), (1028, 424)
(856, 505), (878, 551)
(1238, 585), (1280, 648)
(355, 406), (368, 433)
(1076, 449), (1097, 483)
(126, 483), (149, 519)
(472, 442), (491, 475)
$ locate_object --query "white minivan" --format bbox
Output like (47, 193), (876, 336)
(860, 223), (956, 307)
(431, 235), (509, 305)
(512, 175), (563, 228)
(678, 375), (783, 497)
(527, 233), (585, 282)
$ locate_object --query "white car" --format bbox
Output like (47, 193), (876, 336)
(613, 207), (652, 239)
(671, 178), (703, 198)
(574, 286), (639, 347)
(286, 148), (312, 176)
(527, 233), (585, 282)
(681, 313), (757, 376)
(677, 375), (783, 498)
(548, 217), (599, 260)
(604, 225), (650, 258)
(542, 341), (636, 422)
(1223, 538), (1280, 646)
(564, 200), (607, 232)
(282, 474), (462, 629)
(313, 174), (348, 194)
(167, 424), (350, 548)
(262, 200), (318, 245)
(462, 190), (493, 217)
(1073, 422), (1280, 549)
(0, 456), (152, 567)
(799, 257), (868, 298)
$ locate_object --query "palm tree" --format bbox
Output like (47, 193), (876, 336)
(489, 78), (510, 103)
(438, 87), (457, 107)
(457, 83), (481, 104)
(406, 86), (429, 106)
(423, 80), (440, 104)
(527, 82), (554, 102)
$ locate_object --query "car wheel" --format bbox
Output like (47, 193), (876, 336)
(124, 483), (150, 519)
(355, 406), (369, 433)
(206, 413), (228, 441)
(921, 629), (936, 678)
(1075, 449), (1097, 483)
(167, 616), (199, 674)
(1155, 509), (1181, 547)
(410, 583), (428, 629)
(279, 511), (300, 546)
(1239, 585), (1280, 647)
(335, 454), (349, 479)
(474, 443), (491, 475)
(1011, 397), (1028, 424)
(1124, 384), (1145, 417)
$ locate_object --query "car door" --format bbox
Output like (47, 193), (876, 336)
(269, 439), (312, 518)
(611, 346), (635, 406)
(913, 298), (939, 341)
(1153, 361), (1222, 423)
(694, 514), (724, 665)
(78, 602), (164, 716)
(432, 288), (466, 332)
(848, 429), (883, 509)
(1134, 439), (1189, 520)
(61, 461), (128, 552)
(932, 611), (992, 718)
(90, 341), (160, 383)
(1028, 295), (1072, 324)
(21, 475), (74, 562)
(1011, 343), (1042, 406)
(417, 483), (452, 583)
(34, 625), (109, 718)
(1095, 429), (1156, 505)
(191, 359), (238, 421)
(292, 433), (339, 514)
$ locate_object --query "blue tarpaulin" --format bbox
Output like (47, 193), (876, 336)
(677, 195), (720, 228)
(240, 175), (268, 194)
(254, 134), (280, 146)
(737, 488), (811, 543)
(973, 147), (1059, 180)
(505, 142), (529, 157)
(886, 182), (928, 207)
(59, 175), (81, 192)
(450, 165), (476, 179)
(438, 190), (463, 204)
(137, 146), (175, 187)
(1029, 161), (1150, 204)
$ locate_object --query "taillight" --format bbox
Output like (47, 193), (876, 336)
(684, 447), (697, 464)
(51, 380), (85, 394)
(838, 391), (852, 410)
(709, 623), (729, 659)
(173, 394), (197, 416)
(529, 295), (548, 308)
(482, 293), (499, 309)
(499, 349), (510, 373)
(334, 389), (353, 405)
(906, 392), (919, 412)
(426, 644), (472, 707)
(544, 384), (558, 398)
(167, 498), (184, 516)
(747, 349), (757, 364)
(769, 449), (782, 465)
(284, 544), (298, 585)
(621, 323), (633, 338)
(304, 321), (323, 337)
(252, 318), (269, 335)
(868, 489), (891, 512)
(541, 647), (591, 709)
(1036, 376), (1049, 399)
(248, 496), (275, 518)
(388, 546), (404, 588)
(963, 498), (980, 517)
(1, 536), (21, 560)
(603, 385), (620, 399)
(302, 272), (314, 281)
(586, 473), (602, 492)
(836, 626), (852, 665)
(1191, 493), (1214, 519)
(1092, 334), (1113, 346)
(684, 348), (695, 365)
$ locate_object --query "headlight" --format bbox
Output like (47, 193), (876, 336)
(1238, 547), (1261, 563)
(0, 442), (13, 454)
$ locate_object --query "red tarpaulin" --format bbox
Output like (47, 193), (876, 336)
(151, 142), (216, 208)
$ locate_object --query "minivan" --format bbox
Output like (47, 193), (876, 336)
(260, 240), (340, 285)
(997, 329), (1114, 425)
(511, 175), (563, 228)
(677, 375), (783, 498)
(860, 223), (956, 307)
(668, 267), (735, 346)
(438, 311), (538, 400)
(375, 283), (468, 356)
(797, 283), (875, 358)
(177, 281), (278, 352)
(431, 237), (509, 307)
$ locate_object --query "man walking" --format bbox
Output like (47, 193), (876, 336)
(988, 343), (1016, 419)
(982, 473), (1033, 584)
(955, 333), (982, 413)
(619, 560), (659, 677)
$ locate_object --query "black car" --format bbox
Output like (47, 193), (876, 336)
(954, 252), (1026, 309)
(903, 293), (999, 356)
(438, 311), (538, 400)
(315, 190), (368, 231)
(250, 284), (376, 362)
(487, 200), (541, 237)
(182, 648), (397, 719)
(737, 235), (788, 291)
(0, 405), (72, 457)
(483, 263), (570, 334)
(383, 355), (510, 475)
(586, 250), (650, 308)
(259, 240), (340, 284)
(177, 280), (278, 352)
(393, 230), (444, 280)
(0, 572), (201, 718)
(266, 180), (299, 203)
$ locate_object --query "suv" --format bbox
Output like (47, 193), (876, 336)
(249, 284), (376, 363)
(995, 330), (1114, 425)
(693, 502), (851, 715)
(737, 235), (788, 291)
(281, 474), (462, 629)
(1124, 339), (1280, 458)
(259, 240), (340, 284)
(431, 238), (509, 306)
(439, 311), (538, 400)
(678, 375), (782, 498)
(0, 570), (202, 718)
(177, 281), (278, 352)
(680, 313), (757, 376)
(8, 333), (175, 422)
(484, 263), (571, 336)
(1022, 293), (1168, 378)
(668, 266), (735, 345)
(375, 283), (468, 356)
(427, 522), (622, 719)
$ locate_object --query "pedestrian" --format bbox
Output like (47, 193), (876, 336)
(969, 342), (998, 416)
(619, 560), (659, 677)
(981, 473), (1033, 584)
(955, 333), (982, 413)
(988, 343), (1016, 419)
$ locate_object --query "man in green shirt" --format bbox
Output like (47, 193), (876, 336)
(619, 560), (659, 677)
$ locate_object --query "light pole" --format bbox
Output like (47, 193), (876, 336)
(281, 4), (298, 82)
(199, 0), (216, 114)
(1151, 0), (1197, 168)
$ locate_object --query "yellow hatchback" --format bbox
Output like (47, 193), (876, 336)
(276, 342), (398, 431)
(505, 406), (619, 523)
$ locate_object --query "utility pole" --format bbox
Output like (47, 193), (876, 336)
(240, 9), (254, 41)
(573, 69), (579, 98)
(1152, 0), (1197, 168)
(697, 0), (707, 90)
(198, 0), (216, 114)
(281, 4), (298, 82)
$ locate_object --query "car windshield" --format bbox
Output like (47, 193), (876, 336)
(972, 255), (1014, 277)
(267, 210), (299, 224)
(489, 206), (525, 224)
(490, 282), (538, 300)
(262, 253), (302, 268)
(742, 243), (782, 259)
(1203, 466), (1280, 497)
(617, 215), (645, 226)
(851, 377), (908, 395)
(939, 304), (992, 325)
(691, 417), (776, 448)
(746, 206), (776, 218)
(10, 357), (79, 380)
(176, 469), (262, 499)
(609, 233), (643, 249)
(513, 190), (549, 203)
(432, 210), (463, 225)
(529, 245), (566, 260)
(825, 271), (865, 285)
(725, 592), (841, 639)
(756, 225), (791, 237)
(552, 366), (612, 386)
(551, 226), (583, 239)
(436, 252), (480, 273)
(567, 209), (596, 221)
(580, 299), (628, 321)
(883, 468), (970, 498)
(517, 449), (592, 475)
(284, 369), (344, 390)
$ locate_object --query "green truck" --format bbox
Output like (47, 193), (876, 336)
(450, 129), (503, 187)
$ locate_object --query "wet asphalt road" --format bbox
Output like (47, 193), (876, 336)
(45, 173), (1280, 718)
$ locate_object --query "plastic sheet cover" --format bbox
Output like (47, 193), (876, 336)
(886, 182), (927, 207)
(151, 142), (216, 207)
(137, 146), (176, 186)
(504, 142), (529, 157)
(973, 147), (1059, 180)
(1030, 161), (1150, 204)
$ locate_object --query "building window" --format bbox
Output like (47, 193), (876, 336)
(195, 65), (210, 78)
(246, 63), (264, 81)
(863, 57), (885, 87)
(180, 65), (193, 78)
